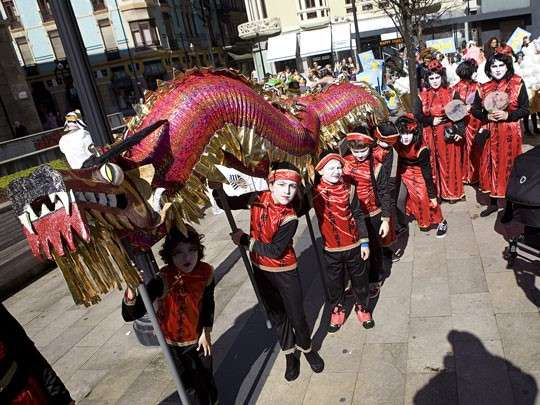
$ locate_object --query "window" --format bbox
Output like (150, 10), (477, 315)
(378, 1), (389, 7)
(2, 0), (22, 29)
(90, 0), (107, 11)
(129, 20), (159, 49)
(98, 19), (117, 50)
(38, 0), (54, 23)
(163, 13), (177, 50)
(362, 3), (373, 11)
(15, 36), (34, 65)
(48, 30), (65, 59)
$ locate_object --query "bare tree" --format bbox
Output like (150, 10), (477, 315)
(376, 0), (459, 101)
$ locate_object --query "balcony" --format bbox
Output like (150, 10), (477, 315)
(238, 17), (281, 40)
(7, 16), (22, 30)
(297, 5), (330, 29)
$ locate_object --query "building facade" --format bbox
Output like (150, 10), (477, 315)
(244, 0), (537, 78)
(0, 0), (248, 134)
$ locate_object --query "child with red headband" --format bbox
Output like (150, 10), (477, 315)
(343, 128), (395, 298)
(395, 114), (448, 237)
(312, 150), (374, 332)
(225, 161), (324, 382)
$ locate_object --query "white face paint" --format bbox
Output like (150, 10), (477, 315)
(171, 242), (199, 273)
(400, 133), (414, 146)
(269, 179), (298, 205)
(490, 60), (508, 80)
(378, 140), (389, 149)
(471, 72), (478, 81)
(350, 146), (370, 161)
(428, 73), (442, 89)
(319, 159), (343, 184)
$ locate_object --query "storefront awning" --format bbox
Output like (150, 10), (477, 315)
(351, 17), (396, 34)
(332, 23), (351, 52)
(300, 27), (331, 58)
(266, 32), (297, 62)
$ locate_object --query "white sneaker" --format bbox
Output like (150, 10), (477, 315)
(436, 220), (448, 238)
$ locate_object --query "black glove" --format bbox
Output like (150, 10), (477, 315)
(474, 128), (490, 150)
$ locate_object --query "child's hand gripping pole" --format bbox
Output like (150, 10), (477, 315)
(215, 186), (273, 330)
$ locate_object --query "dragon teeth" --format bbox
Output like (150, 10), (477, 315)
(107, 194), (117, 208)
(75, 192), (86, 202)
(40, 203), (51, 217)
(57, 191), (70, 215)
(25, 205), (38, 221)
(17, 212), (34, 234)
(98, 193), (108, 206)
(84, 192), (97, 203)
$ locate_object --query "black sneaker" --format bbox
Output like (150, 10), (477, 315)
(436, 220), (448, 238)
(304, 351), (324, 373)
(480, 205), (498, 217)
(284, 353), (300, 381)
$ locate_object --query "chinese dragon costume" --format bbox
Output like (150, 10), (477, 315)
(8, 69), (388, 306)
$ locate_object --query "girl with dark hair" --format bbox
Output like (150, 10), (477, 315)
(122, 225), (219, 405)
(453, 59), (482, 184)
(395, 113), (447, 236)
(484, 37), (500, 61)
(471, 52), (529, 217)
(222, 161), (324, 381)
(415, 59), (465, 202)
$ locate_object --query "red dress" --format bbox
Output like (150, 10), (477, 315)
(477, 75), (525, 198)
(452, 80), (481, 184)
(419, 87), (464, 200)
(396, 142), (443, 228)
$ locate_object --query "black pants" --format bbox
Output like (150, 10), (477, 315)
(365, 214), (392, 283)
(253, 267), (312, 353)
(169, 344), (218, 405)
(323, 245), (369, 308)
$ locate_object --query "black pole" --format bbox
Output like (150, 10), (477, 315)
(49, 0), (112, 145)
(257, 38), (266, 76)
(351, 0), (362, 58)
(215, 187), (272, 329)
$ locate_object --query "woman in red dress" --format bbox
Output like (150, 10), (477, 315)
(395, 114), (447, 237)
(452, 59), (482, 185)
(415, 60), (465, 202)
(471, 53), (529, 217)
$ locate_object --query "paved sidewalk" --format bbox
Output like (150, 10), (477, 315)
(4, 183), (540, 404)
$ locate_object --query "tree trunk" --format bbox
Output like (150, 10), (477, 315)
(402, 17), (419, 104)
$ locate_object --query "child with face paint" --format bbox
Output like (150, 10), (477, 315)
(343, 130), (395, 297)
(452, 59), (482, 185)
(395, 114), (448, 237)
(471, 53), (529, 217)
(122, 225), (219, 405)
(415, 59), (465, 202)
(223, 161), (324, 381)
(312, 150), (374, 332)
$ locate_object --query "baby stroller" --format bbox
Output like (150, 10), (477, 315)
(501, 145), (540, 267)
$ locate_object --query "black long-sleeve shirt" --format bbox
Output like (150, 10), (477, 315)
(373, 152), (396, 218)
(471, 83), (529, 123)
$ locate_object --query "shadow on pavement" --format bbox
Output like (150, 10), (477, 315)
(414, 330), (538, 405)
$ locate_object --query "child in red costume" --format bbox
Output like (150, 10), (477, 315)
(343, 130), (395, 298)
(312, 150), (374, 332)
(224, 161), (324, 382)
(122, 225), (218, 405)
(395, 114), (448, 237)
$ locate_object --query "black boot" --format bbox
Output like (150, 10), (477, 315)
(480, 198), (498, 217)
(304, 351), (324, 373)
(285, 352), (300, 381)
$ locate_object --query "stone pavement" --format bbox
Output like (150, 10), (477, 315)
(4, 180), (540, 404)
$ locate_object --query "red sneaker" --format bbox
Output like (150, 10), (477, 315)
(329, 305), (345, 333)
(355, 304), (375, 329)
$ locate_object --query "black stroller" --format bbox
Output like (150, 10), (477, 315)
(501, 145), (540, 267)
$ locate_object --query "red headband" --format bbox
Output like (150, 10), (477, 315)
(315, 153), (344, 172)
(400, 113), (418, 133)
(268, 169), (302, 184)
(427, 59), (444, 73)
(373, 128), (400, 146)
(346, 132), (375, 145)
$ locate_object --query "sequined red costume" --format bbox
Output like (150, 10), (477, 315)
(417, 87), (465, 200)
(249, 191), (298, 271)
(396, 142), (444, 228)
(471, 75), (528, 198)
(343, 154), (381, 216)
(452, 80), (482, 184)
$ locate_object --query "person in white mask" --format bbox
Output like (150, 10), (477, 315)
(394, 113), (448, 237)
(471, 53), (529, 217)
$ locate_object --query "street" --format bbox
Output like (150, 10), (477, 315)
(4, 182), (539, 405)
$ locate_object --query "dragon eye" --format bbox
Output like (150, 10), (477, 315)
(99, 163), (124, 185)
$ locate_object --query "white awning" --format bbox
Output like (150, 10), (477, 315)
(300, 27), (331, 58)
(332, 23), (351, 52)
(266, 32), (297, 62)
(351, 16), (395, 34)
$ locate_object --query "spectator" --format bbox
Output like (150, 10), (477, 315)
(484, 36), (499, 60)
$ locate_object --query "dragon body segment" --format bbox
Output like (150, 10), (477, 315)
(9, 69), (388, 306)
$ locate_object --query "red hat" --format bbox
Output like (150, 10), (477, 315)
(396, 113), (418, 133)
(267, 169), (302, 184)
(345, 132), (375, 146)
(373, 121), (400, 146)
(315, 150), (345, 172)
(427, 59), (444, 73)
